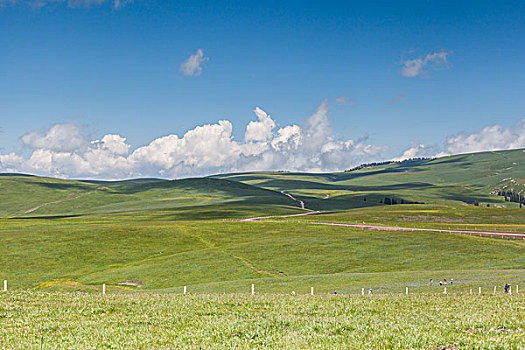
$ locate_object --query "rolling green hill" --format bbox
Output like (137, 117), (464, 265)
(2, 149), (523, 218)
(0, 175), (300, 218)
(0, 149), (524, 294)
(216, 149), (525, 211)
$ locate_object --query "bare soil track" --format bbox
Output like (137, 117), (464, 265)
(240, 212), (525, 240)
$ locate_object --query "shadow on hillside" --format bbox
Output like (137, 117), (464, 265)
(0, 173), (35, 177)
(256, 179), (436, 191)
(110, 178), (282, 196)
(428, 156), (470, 166)
(26, 181), (94, 191)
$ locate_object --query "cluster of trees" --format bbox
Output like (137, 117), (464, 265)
(496, 189), (525, 207)
(345, 157), (431, 173)
(395, 157), (431, 163)
(345, 161), (393, 172)
(379, 198), (424, 205)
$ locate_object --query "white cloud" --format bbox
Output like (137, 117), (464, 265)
(244, 107), (276, 142)
(401, 51), (452, 78)
(335, 96), (354, 105)
(179, 49), (209, 77)
(2, 0), (134, 9)
(392, 144), (427, 161)
(0, 153), (24, 173)
(444, 120), (525, 155)
(21, 123), (89, 152)
(92, 134), (130, 155)
(0, 99), (389, 179)
(393, 120), (525, 161)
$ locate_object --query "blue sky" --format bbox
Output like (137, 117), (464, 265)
(1, 0), (524, 179)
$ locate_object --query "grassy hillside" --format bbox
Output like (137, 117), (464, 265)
(271, 204), (525, 233)
(0, 175), (300, 218)
(0, 149), (524, 295)
(216, 149), (525, 211)
(1, 206), (524, 293)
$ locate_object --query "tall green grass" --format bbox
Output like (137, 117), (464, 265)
(1, 292), (523, 349)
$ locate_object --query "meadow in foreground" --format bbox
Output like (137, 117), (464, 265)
(1, 206), (524, 292)
(0, 292), (524, 349)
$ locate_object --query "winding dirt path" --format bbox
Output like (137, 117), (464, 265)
(280, 191), (305, 209)
(239, 211), (320, 222)
(309, 222), (525, 240)
(240, 213), (525, 240)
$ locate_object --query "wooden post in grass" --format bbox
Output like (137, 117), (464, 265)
(3, 280), (6, 292)
(251, 284), (255, 295)
(311, 287), (314, 296)
(479, 287), (481, 295)
(184, 286), (187, 295)
(102, 284), (106, 295)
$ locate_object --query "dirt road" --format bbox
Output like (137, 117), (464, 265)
(240, 212), (525, 240)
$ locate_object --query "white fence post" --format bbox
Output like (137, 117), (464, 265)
(361, 288), (364, 296)
(184, 286), (187, 295)
(3, 280), (6, 292)
(509, 286), (512, 295)
(311, 287), (314, 296)
(493, 286), (497, 294)
(102, 284), (106, 295)
(406, 287), (408, 295)
(470, 288), (472, 295)
(251, 284), (255, 295)
(517, 285), (519, 294)
(444, 287), (447, 294)
(479, 287), (481, 295)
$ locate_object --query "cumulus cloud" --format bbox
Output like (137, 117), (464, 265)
(179, 49), (209, 77)
(391, 144), (428, 161)
(401, 51), (452, 78)
(443, 120), (525, 155)
(21, 123), (89, 152)
(244, 107), (276, 142)
(0, 99), (389, 179)
(393, 120), (525, 161)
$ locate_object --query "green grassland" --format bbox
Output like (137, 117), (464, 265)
(1, 208), (524, 293)
(217, 148), (525, 211)
(0, 175), (300, 218)
(271, 205), (525, 233)
(1, 292), (524, 349)
(1, 149), (525, 348)
(0, 149), (524, 294)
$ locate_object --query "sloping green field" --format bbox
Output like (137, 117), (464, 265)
(0, 175), (300, 218)
(217, 148), (525, 211)
(1, 206), (524, 293)
(1, 150), (525, 349)
(0, 149), (524, 294)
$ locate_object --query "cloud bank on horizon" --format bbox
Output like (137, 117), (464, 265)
(1, 101), (524, 179)
(0, 99), (382, 179)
